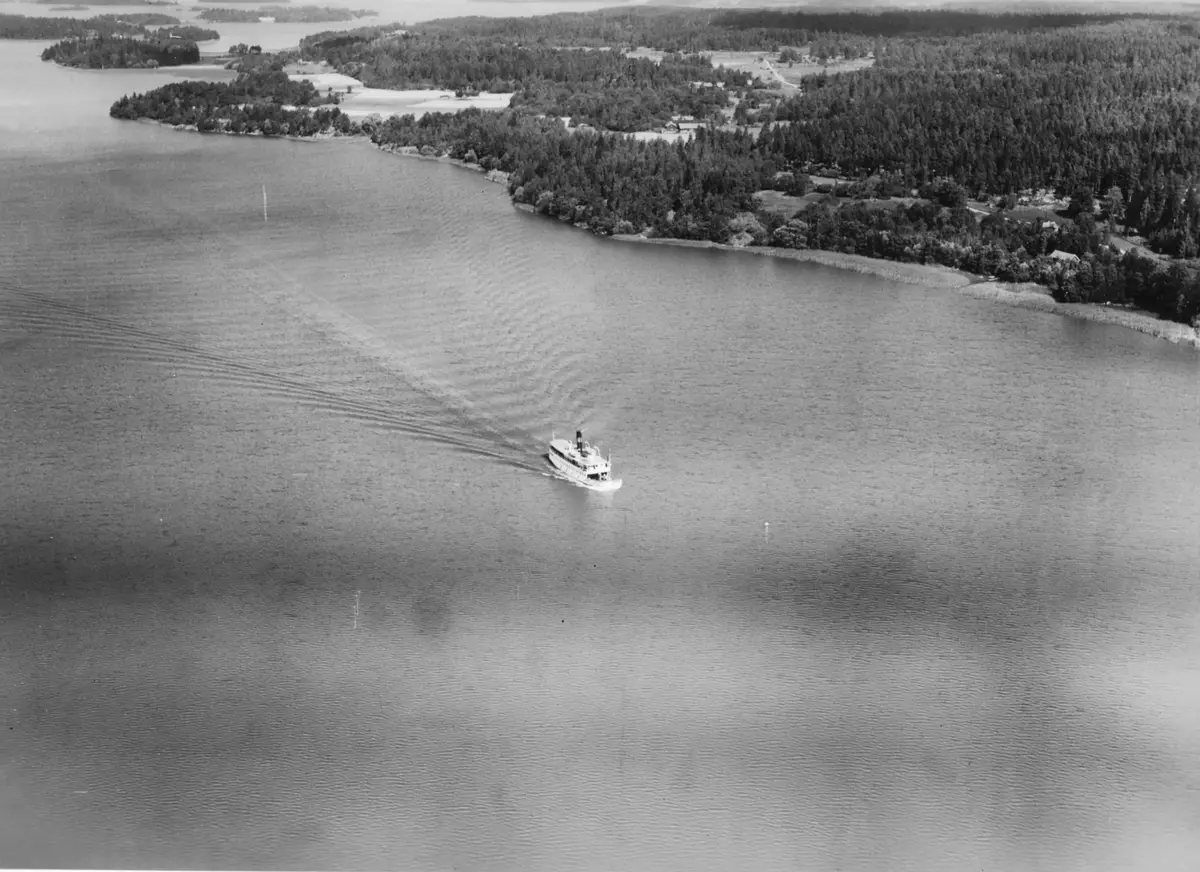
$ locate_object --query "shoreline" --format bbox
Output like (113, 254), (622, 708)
(373, 143), (512, 184)
(133, 117), (370, 145)
(610, 234), (975, 290)
(125, 117), (1199, 349)
(607, 234), (1200, 348)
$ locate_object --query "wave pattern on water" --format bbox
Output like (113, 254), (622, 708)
(259, 162), (621, 453)
(0, 284), (539, 472)
(2, 143), (629, 477)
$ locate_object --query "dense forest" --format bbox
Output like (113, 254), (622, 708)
(34, 0), (170, 4)
(197, 7), (376, 24)
(759, 19), (1200, 263)
(97, 13), (181, 27)
(108, 8), (1200, 326)
(42, 34), (201, 68)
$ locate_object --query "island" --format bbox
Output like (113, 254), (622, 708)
(44, 34), (202, 68)
(107, 7), (1200, 337)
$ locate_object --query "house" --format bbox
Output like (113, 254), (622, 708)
(1048, 250), (1080, 263)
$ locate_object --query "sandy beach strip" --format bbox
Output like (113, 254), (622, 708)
(609, 235), (1200, 348)
(962, 281), (1200, 347)
(611, 234), (974, 289)
(373, 144), (512, 187)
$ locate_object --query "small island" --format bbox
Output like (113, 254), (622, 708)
(108, 7), (1200, 337)
(44, 34), (202, 68)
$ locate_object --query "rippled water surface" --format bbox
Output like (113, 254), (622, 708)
(2, 30), (1200, 872)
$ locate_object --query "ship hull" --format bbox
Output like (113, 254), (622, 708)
(547, 451), (622, 491)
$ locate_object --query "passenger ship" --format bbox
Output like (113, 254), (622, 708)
(548, 430), (622, 491)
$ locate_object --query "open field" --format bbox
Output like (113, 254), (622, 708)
(625, 47), (873, 90)
(772, 55), (875, 86)
(755, 189), (824, 215)
(284, 70), (512, 118)
(338, 88), (513, 119)
(755, 189), (924, 217)
(627, 129), (695, 144)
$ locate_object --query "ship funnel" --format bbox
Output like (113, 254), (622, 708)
(576, 430), (584, 451)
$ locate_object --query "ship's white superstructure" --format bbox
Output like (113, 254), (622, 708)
(548, 429), (621, 491)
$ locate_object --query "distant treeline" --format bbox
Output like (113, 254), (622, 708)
(3, 13), (217, 47)
(34, 0), (172, 5)
(197, 6), (375, 24)
(0, 13), (142, 39)
(43, 35), (201, 68)
(412, 6), (1155, 53)
(97, 13), (181, 26)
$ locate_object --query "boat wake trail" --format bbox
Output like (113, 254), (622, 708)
(0, 284), (541, 472)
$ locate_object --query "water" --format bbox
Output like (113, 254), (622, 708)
(2, 22), (1200, 872)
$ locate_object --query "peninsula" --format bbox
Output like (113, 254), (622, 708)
(107, 7), (1200, 339)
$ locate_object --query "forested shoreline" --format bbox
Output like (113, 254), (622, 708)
(108, 7), (1200, 327)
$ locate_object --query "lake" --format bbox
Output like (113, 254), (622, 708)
(1, 20), (1199, 872)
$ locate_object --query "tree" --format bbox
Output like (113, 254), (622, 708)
(1103, 185), (1124, 232)
(1066, 184), (1095, 218)
(920, 177), (967, 209)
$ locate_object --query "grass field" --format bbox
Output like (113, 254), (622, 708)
(625, 48), (874, 91)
